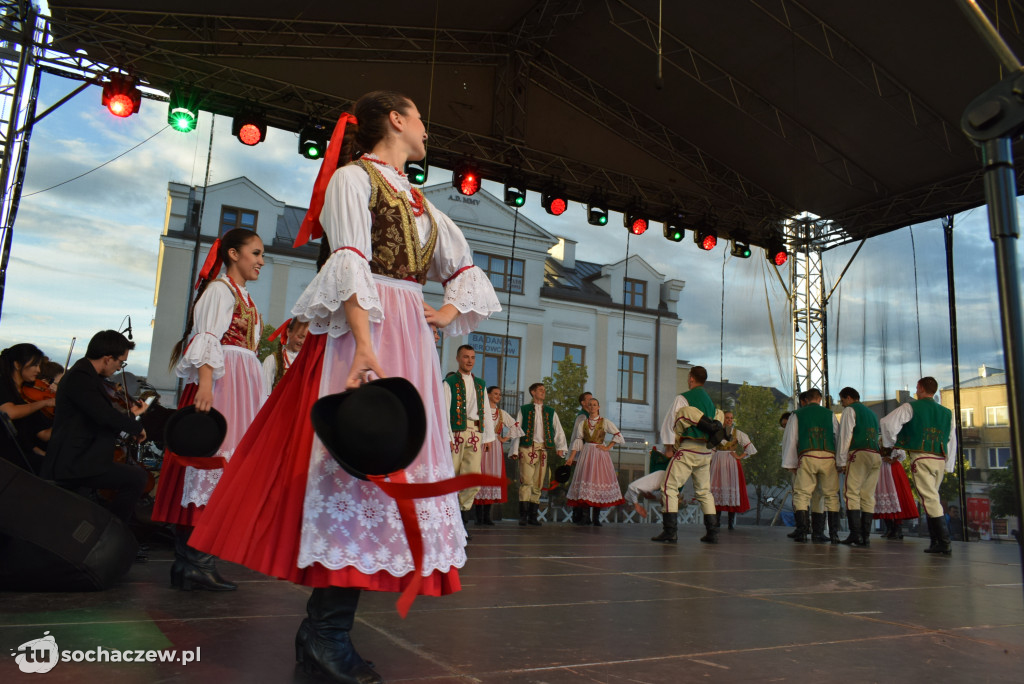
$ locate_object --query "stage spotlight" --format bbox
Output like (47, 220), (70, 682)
(298, 124), (328, 159)
(625, 209), (648, 236)
(452, 161), (481, 196)
(405, 159), (428, 185)
(587, 201), (608, 226)
(102, 74), (141, 118)
(766, 236), (788, 266)
(167, 90), (197, 132)
(694, 227), (718, 251)
(504, 180), (526, 208)
(542, 187), (567, 216)
(730, 240), (752, 258)
(232, 111), (267, 146)
(664, 209), (685, 242)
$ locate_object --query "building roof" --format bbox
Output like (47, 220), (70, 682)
(542, 257), (679, 318)
(943, 372), (1007, 390)
(702, 380), (789, 407)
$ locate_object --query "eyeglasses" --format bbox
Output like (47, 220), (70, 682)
(111, 357), (127, 369)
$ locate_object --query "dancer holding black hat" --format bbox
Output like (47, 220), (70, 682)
(190, 91), (500, 684)
(151, 227), (268, 592)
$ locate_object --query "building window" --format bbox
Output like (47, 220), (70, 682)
(624, 278), (646, 308)
(468, 332), (521, 408)
(986, 406), (1009, 427)
(473, 252), (524, 294)
(963, 448), (976, 468)
(617, 352), (648, 404)
(220, 205), (258, 234)
(960, 408), (974, 427)
(988, 447), (1011, 469)
(551, 343), (585, 376)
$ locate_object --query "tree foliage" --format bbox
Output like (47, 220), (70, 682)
(987, 465), (1019, 519)
(541, 357), (589, 443)
(732, 383), (788, 523)
(257, 323), (279, 363)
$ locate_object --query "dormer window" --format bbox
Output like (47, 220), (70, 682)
(624, 278), (646, 308)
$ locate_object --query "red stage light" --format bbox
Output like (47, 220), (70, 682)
(238, 123), (262, 146)
(550, 198), (566, 215)
(701, 234), (717, 250)
(107, 93), (134, 118)
(630, 218), (648, 235)
(773, 250), (788, 266)
(101, 74), (141, 118)
(766, 236), (788, 266)
(460, 173), (480, 196)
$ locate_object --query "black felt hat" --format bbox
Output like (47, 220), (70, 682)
(163, 405), (227, 458)
(553, 465), (572, 484)
(310, 377), (426, 481)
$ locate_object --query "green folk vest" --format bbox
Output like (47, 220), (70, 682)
(521, 404), (557, 448)
(796, 404), (836, 454)
(444, 373), (486, 432)
(848, 402), (880, 452)
(895, 398), (952, 456)
(678, 387), (715, 442)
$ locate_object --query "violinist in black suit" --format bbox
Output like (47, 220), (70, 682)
(42, 330), (148, 522)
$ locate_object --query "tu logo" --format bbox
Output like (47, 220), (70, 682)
(11, 631), (59, 674)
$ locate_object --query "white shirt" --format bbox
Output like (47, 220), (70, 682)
(261, 348), (297, 396)
(510, 403), (568, 453)
(780, 410), (841, 469)
(659, 393), (726, 447)
(569, 416), (625, 453)
(714, 426), (756, 458)
(879, 401), (958, 473)
(489, 405), (524, 444)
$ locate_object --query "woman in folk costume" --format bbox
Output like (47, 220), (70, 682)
(261, 317), (309, 395)
(566, 397), (625, 526)
(873, 454), (919, 540)
(151, 227), (268, 591)
(709, 410), (757, 530)
(190, 91), (500, 684)
(472, 386), (522, 525)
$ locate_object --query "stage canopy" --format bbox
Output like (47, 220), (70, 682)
(42, 0), (1024, 249)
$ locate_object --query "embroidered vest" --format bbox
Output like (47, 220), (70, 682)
(848, 402), (880, 452)
(445, 373), (486, 432)
(677, 387), (715, 442)
(357, 159), (438, 285)
(795, 404), (836, 454)
(582, 417), (606, 444)
(895, 398), (952, 456)
(219, 278), (259, 352)
(718, 426), (739, 451)
(521, 403), (557, 448)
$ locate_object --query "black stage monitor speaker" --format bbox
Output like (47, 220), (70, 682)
(0, 458), (137, 591)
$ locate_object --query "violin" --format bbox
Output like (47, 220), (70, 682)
(20, 379), (56, 419)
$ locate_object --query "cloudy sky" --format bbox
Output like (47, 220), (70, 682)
(0, 70), (1020, 402)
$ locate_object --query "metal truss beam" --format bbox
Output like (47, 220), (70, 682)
(605, 0), (885, 196)
(787, 217), (829, 401)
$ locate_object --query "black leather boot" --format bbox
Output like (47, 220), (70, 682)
(890, 520), (903, 539)
(518, 501), (528, 527)
(572, 506), (586, 525)
(827, 511), (841, 544)
(651, 510), (678, 543)
(810, 512), (828, 543)
(474, 505), (484, 525)
(591, 507), (603, 527)
(792, 510), (809, 543)
(860, 512), (874, 547)
(482, 504), (494, 526)
(297, 587), (382, 684)
(727, 512), (736, 530)
(924, 516), (952, 555)
(527, 502), (543, 526)
(461, 508), (472, 540)
(171, 525), (236, 591)
(700, 514), (719, 543)
(840, 510), (864, 546)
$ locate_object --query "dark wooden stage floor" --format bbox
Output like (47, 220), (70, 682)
(3, 522), (1022, 683)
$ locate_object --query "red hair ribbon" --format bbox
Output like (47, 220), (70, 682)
(195, 238), (223, 289)
(269, 318), (291, 345)
(294, 112), (358, 248)
(367, 471), (503, 618)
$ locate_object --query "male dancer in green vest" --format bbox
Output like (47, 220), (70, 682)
(510, 382), (567, 527)
(880, 376), (956, 555)
(837, 386), (881, 547)
(781, 388), (840, 543)
(652, 366), (725, 544)
(443, 345), (495, 535)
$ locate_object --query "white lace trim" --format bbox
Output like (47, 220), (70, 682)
(440, 266), (502, 337)
(176, 333), (226, 384)
(181, 447), (230, 507)
(292, 250), (384, 338)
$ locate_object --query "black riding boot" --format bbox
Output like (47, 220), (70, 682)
(527, 502), (543, 526)
(860, 512), (874, 547)
(810, 512), (828, 543)
(700, 513), (719, 543)
(792, 510), (810, 543)
(572, 506), (586, 525)
(482, 504), (494, 526)
(651, 510), (678, 543)
(474, 505), (484, 525)
(827, 511), (841, 544)
(297, 587), (382, 684)
(840, 510), (865, 546)
(518, 501), (528, 526)
(924, 516), (952, 555)
(890, 520), (903, 539)
(461, 508), (472, 540)
(171, 525), (236, 591)
(591, 507), (603, 527)
(727, 512), (736, 530)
